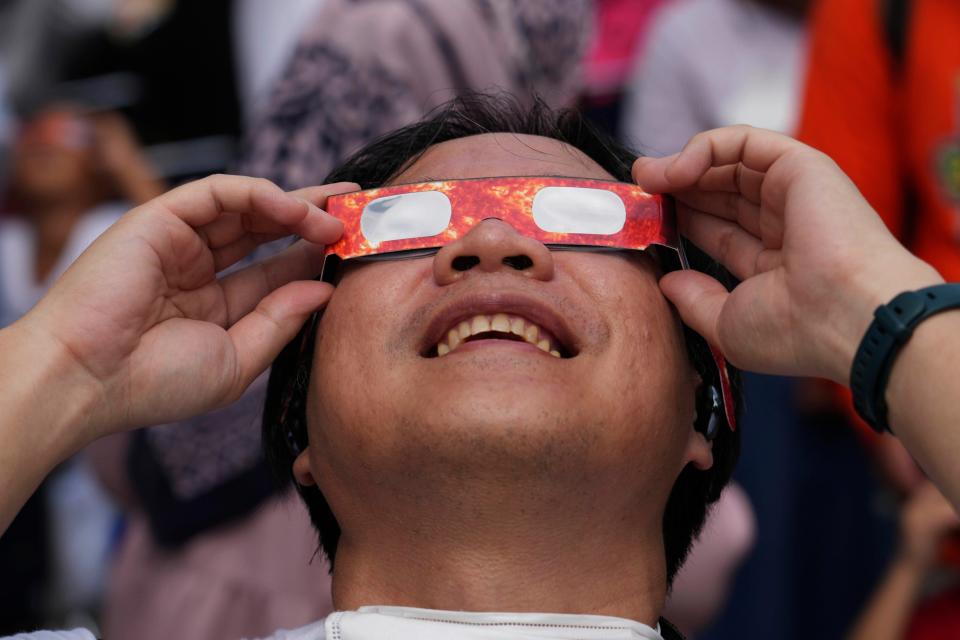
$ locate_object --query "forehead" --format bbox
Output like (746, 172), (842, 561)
(392, 133), (617, 184)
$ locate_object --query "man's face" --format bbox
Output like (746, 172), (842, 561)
(299, 134), (712, 532)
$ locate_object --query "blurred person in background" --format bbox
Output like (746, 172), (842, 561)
(0, 105), (163, 373)
(0, 105), (162, 632)
(620, 0), (809, 155)
(241, 0), (592, 190)
(799, 1), (960, 637)
(848, 483), (960, 640)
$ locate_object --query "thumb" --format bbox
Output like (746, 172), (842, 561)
(227, 280), (333, 397)
(659, 270), (728, 348)
(632, 154), (681, 194)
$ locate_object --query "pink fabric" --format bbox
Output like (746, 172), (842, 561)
(582, 0), (672, 95)
(663, 483), (756, 635)
(102, 493), (332, 640)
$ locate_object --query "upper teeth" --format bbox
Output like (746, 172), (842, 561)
(436, 313), (562, 358)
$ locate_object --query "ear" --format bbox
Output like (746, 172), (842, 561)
(684, 427), (714, 471)
(292, 447), (318, 486)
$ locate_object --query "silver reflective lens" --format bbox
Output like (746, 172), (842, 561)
(360, 191), (452, 244)
(532, 187), (626, 235)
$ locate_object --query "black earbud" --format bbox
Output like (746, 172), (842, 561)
(694, 384), (723, 441)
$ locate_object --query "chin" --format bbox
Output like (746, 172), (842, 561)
(419, 375), (577, 419)
(397, 383), (600, 471)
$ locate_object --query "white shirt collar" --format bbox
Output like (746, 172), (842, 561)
(326, 606), (663, 640)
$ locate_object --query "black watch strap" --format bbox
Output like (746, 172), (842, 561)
(850, 283), (960, 433)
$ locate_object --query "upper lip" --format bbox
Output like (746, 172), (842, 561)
(419, 291), (581, 358)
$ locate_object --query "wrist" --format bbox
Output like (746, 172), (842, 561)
(0, 322), (104, 534)
(0, 319), (103, 459)
(826, 252), (943, 384)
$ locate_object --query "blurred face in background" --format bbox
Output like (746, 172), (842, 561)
(10, 109), (101, 210)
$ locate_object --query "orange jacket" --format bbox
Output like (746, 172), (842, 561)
(799, 0), (960, 279)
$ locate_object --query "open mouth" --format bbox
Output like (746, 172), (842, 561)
(424, 313), (573, 358)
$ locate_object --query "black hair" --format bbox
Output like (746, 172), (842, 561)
(262, 92), (741, 585)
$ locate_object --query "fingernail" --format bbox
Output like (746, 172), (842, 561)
(331, 181), (361, 193)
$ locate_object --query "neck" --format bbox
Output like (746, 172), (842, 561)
(328, 478), (667, 626)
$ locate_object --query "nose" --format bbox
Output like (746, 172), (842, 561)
(433, 219), (555, 285)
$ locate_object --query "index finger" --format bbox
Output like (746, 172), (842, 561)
(632, 125), (803, 193)
(146, 174), (359, 245)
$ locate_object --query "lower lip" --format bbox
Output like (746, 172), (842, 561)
(437, 338), (557, 358)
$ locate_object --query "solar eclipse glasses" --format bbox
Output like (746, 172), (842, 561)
(321, 176), (736, 432)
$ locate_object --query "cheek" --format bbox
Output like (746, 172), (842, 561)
(560, 254), (694, 454)
(319, 261), (424, 358)
(612, 297), (692, 427)
(604, 307), (691, 449)
(306, 264), (424, 450)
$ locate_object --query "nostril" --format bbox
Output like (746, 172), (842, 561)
(502, 255), (534, 270)
(452, 255), (480, 271)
